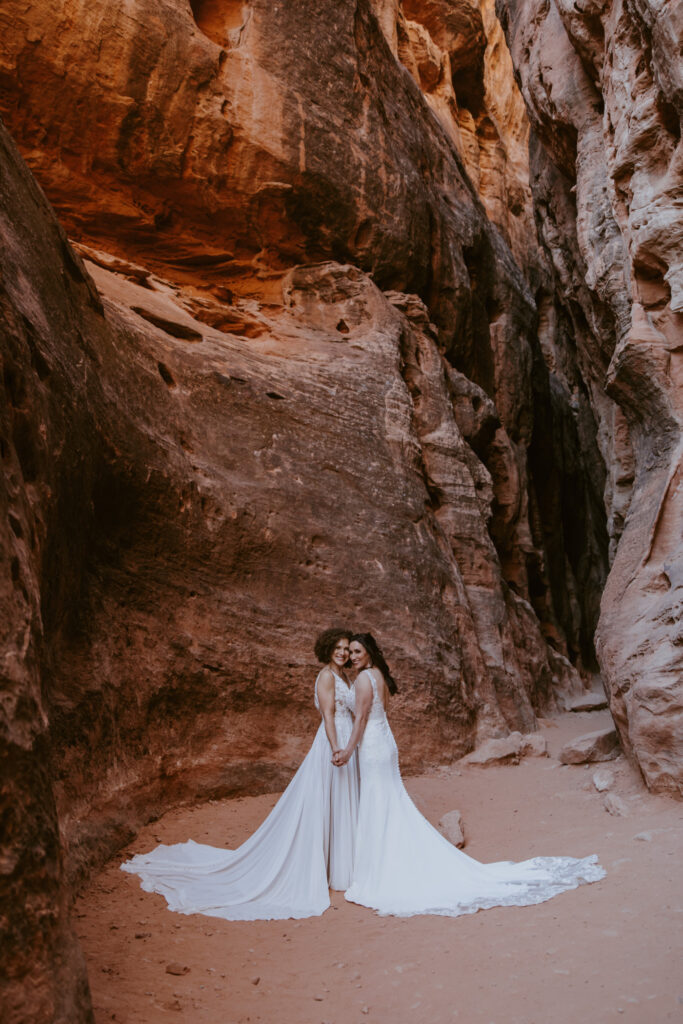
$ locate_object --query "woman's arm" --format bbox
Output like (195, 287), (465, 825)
(317, 669), (339, 753)
(333, 672), (372, 765)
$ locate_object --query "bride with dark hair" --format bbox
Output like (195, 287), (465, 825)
(334, 633), (605, 917)
(122, 627), (359, 920)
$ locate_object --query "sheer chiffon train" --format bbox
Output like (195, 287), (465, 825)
(344, 670), (605, 917)
(122, 668), (605, 923)
(121, 673), (359, 920)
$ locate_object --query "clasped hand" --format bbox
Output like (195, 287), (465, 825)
(332, 748), (350, 767)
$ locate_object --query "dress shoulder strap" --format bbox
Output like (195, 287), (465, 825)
(362, 668), (378, 699)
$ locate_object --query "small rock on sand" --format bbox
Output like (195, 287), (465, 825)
(603, 793), (629, 817)
(165, 962), (190, 976)
(559, 728), (619, 765)
(592, 768), (614, 792)
(438, 810), (465, 848)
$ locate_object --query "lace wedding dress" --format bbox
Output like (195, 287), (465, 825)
(345, 669), (605, 917)
(121, 672), (359, 920)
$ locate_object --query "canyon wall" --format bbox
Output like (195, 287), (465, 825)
(495, 0), (683, 797)
(2, 0), (680, 1019)
(1, 113), (589, 1022)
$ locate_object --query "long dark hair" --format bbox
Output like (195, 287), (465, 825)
(351, 633), (398, 695)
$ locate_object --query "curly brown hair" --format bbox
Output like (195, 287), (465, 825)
(314, 627), (352, 664)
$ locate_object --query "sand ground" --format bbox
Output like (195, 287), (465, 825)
(75, 709), (683, 1024)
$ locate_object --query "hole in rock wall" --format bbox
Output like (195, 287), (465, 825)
(190, 0), (248, 48)
(452, 67), (485, 119)
(656, 95), (681, 142)
(634, 258), (671, 311)
(157, 361), (176, 388)
(4, 360), (26, 407)
(461, 242), (496, 400)
(8, 512), (23, 539)
(354, 220), (373, 250)
(12, 416), (39, 483)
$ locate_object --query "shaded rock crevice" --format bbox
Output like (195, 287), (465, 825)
(496, 0), (683, 795)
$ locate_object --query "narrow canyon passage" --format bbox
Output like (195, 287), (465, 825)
(76, 709), (682, 1024)
(1, 0), (681, 1020)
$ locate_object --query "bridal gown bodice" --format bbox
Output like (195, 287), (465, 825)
(121, 673), (359, 920)
(315, 671), (359, 890)
(315, 670), (355, 730)
(345, 669), (605, 917)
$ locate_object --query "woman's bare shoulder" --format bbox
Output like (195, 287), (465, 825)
(354, 669), (373, 691)
(317, 666), (335, 690)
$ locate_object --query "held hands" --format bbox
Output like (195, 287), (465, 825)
(332, 748), (351, 767)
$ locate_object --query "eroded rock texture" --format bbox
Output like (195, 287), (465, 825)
(0, 127), (97, 1024)
(2, 0), (668, 1017)
(1, 113), (591, 1021)
(0, 0), (606, 800)
(496, 0), (683, 796)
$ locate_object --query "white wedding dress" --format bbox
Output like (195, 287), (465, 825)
(344, 669), (605, 916)
(121, 672), (359, 920)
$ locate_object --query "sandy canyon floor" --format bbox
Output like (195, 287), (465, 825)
(76, 710), (682, 1024)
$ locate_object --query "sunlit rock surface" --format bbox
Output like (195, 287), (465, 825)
(3, 0), (678, 1017)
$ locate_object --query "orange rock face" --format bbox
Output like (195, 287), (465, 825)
(1, 114), (594, 1021)
(0, 0), (610, 764)
(5, 0), (672, 1018)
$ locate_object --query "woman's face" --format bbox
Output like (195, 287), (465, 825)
(331, 638), (350, 668)
(349, 641), (370, 669)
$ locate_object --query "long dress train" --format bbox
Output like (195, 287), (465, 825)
(345, 669), (606, 917)
(121, 672), (359, 920)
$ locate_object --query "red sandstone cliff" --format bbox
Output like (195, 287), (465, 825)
(1, 0), (679, 1021)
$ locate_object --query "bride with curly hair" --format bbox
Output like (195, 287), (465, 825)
(122, 627), (359, 920)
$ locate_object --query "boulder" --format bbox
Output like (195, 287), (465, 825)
(559, 729), (620, 765)
(567, 694), (609, 713)
(459, 730), (547, 766)
(459, 736), (522, 767)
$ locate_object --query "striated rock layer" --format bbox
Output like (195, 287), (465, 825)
(0, 0), (609, 663)
(0, 0), (653, 1018)
(2, 112), (591, 1021)
(496, 0), (683, 796)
